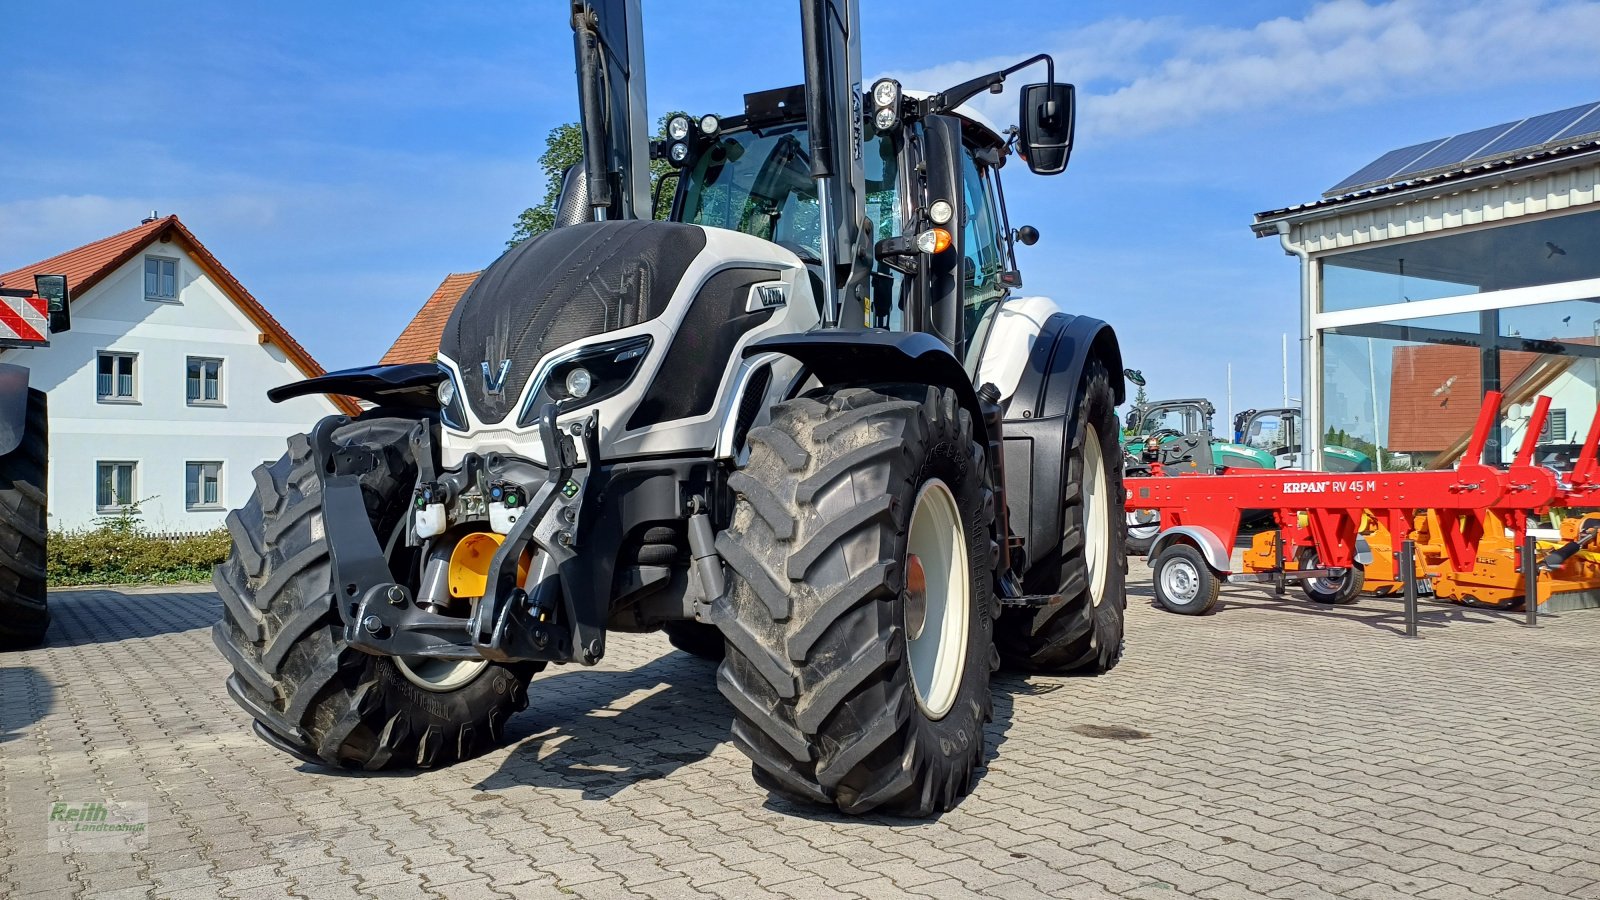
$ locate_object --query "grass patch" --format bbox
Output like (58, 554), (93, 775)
(48, 517), (231, 587)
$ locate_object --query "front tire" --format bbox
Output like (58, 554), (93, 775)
(715, 385), (997, 816)
(0, 389), (47, 650)
(211, 415), (537, 770)
(997, 359), (1127, 673)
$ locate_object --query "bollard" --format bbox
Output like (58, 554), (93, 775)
(1401, 539), (1418, 638)
(1523, 530), (1539, 627)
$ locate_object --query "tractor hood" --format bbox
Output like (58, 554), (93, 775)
(440, 221), (706, 425)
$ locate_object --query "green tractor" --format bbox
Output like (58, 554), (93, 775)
(1121, 398), (1272, 554)
(1232, 407), (1372, 473)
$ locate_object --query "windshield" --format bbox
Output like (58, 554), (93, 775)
(1246, 412), (1300, 452)
(1137, 406), (1207, 436)
(679, 123), (901, 258)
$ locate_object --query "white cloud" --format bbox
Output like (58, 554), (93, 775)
(890, 0), (1600, 141)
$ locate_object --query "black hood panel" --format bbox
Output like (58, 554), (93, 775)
(440, 220), (706, 424)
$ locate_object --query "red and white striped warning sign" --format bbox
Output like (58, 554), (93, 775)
(0, 293), (48, 344)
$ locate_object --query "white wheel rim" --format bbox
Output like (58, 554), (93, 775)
(1083, 423), (1112, 605)
(905, 479), (969, 721)
(1160, 557), (1201, 604)
(1302, 552), (1347, 594)
(395, 656), (490, 693)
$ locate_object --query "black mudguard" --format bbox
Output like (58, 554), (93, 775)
(745, 330), (989, 445)
(1000, 314), (1123, 586)
(267, 363), (445, 410)
(0, 363), (30, 458)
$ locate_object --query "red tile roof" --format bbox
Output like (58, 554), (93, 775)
(381, 271), (480, 365)
(1386, 344), (1579, 456)
(0, 215), (359, 416)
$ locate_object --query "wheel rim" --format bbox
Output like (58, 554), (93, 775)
(379, 521), (491, 693)
(1301, 552), (1347, 594)
(905, 479), (969, 721)
(1083, 424), (1112, 605)
(394, 656), (490, 692)
(1160, 557), (1201, 604)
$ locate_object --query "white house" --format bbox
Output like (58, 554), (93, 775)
(0, 214), (356, 532)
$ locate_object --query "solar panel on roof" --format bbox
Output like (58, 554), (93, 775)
(1468, 102), (1600, 161)
(1324, 139), (1445, 195)
(1326, 98), (1600, 196)
(1396, 122), (1517, 176)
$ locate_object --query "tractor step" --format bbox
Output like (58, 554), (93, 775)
(999, 593), (1061, 608)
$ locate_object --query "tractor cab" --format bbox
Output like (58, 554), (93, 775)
(1235, 407), (1373, 472)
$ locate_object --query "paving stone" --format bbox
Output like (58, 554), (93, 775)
(0, 575), (1595, 899)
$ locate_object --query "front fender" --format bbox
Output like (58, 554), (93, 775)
(0, 363), (29, 457)
(268, 363), (445, 410)
(746, 331), (988, 445)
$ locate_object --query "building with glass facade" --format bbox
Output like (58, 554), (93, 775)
(1253, 101), (1600, 472)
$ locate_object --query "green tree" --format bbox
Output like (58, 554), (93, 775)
(509, 112), (685, 247)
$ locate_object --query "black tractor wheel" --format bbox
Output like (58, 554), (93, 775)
(714, 385), (997, 816)
(212, 415), (538, 770)
(661, 621), (726, 660)
(1297, 548), (1365, 605)
(0, 389), (48, 650)
(1152, 543), (1222, 615)
(996, 359), (1127, 673)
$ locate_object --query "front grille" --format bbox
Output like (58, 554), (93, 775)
(439, 221), (706, 425)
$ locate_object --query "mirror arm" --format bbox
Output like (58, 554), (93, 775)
(921, 53), (1055, 117)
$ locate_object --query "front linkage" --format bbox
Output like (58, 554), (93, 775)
(310, 403), (608, 666)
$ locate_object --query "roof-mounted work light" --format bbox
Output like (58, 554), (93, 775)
(870, 78), (902, 132)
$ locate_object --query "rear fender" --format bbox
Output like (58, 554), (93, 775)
(268, 363), (445, 410)
(998, 314), (1123, 589)
(0, 363), (29, 457)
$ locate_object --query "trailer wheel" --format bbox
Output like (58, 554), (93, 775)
(1152, 543), (1222, 615)
(0, 389), (48, 650)
(212, 415), (537, 770)
(996, 358), (1127, 673)
(714, 385), (996, 816)
(1296, 548), (1365, 605)
(1126, 510), (1158, 556)
(661, 621), (725, 660)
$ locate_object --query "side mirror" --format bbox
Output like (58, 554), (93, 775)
(1017, 82), (1075, 176)
(1014, 225), (1039, 246)
(1125, 411), (1142, 432)
(34, 273), (70, 335)
(1122, 368), (1146, 387)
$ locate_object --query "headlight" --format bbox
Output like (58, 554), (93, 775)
(667, 115), (691, 141)
(873, 108), (897, 131)
(668, 142), (690, 165)
(437, 367), (467, 430)
(518, 336), (653, 427)
(871, 78), (901, 109)
(565, 367), (594, 399)
(929, 199), (953, 225)
(699, 114), (720, 135)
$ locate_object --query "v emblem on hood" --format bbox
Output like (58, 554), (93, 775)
(481, 359), (513, 397)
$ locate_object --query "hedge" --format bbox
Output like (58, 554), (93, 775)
(48, 519), (232, 587)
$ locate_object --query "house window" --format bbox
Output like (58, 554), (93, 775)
(96, 461), (138, 512)
(1542, 409), (1570, 444)
(187, 357), (224, 405)
(97, 352), (137, 402)
(186, 462), (223, 510)
(145, 256), (178, 301)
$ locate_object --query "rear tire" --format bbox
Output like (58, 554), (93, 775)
(661, 621), (726, 660)
(212, 415), (537, 770)
(997, 359), (1127, 673)
(715, 385), (997, 816)
(0, 389), (47, 650)
(1297, 548), (1364, 605)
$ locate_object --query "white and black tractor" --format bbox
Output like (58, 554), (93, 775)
(213, 0), (1127, 816)
(0, 273), (69, 650)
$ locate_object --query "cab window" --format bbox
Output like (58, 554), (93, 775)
(959, 148), (1008, 365)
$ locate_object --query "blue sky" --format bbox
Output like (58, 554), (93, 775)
(3, 0), (1599, 415)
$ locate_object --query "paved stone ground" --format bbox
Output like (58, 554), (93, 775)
(2, 565), (1598, 899)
